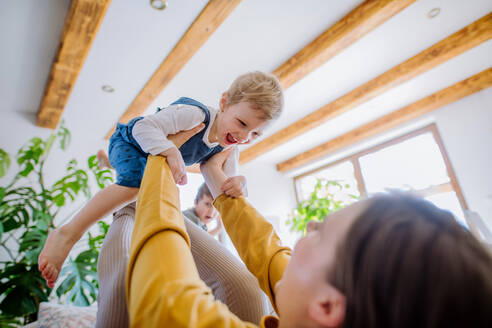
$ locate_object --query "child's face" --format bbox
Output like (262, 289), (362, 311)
(275, 199), (370, 326)
(215, 95), (271, 147)
(194, 194), (218, 225)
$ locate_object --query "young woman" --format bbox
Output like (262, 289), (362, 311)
(127, 145), (492, 327)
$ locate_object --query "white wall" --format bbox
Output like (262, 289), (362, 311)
(239, 161), (299, 247)
(433, 88), (492, 230)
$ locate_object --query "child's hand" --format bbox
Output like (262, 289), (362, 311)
(160, 147), (187, 185)
(221, 175), (246, 198)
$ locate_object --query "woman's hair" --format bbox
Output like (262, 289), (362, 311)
(226, 71), (284, 120)
(331, 193), (492, 328)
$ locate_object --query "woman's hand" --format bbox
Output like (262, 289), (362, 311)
(94, 124), (205, 172)
(221, 175), (247, 198)
(167, 123), (205, 148)
(161, 123), (205, 185)
(159, 147), (187, 185)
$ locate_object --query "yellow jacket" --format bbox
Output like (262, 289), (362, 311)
(126, 156), (291, 327)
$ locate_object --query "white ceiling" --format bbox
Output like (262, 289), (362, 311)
(1, 0), (491, 175)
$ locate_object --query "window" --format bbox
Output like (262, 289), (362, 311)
(296, 160), (359, 202)
(294, 124), (470, 227)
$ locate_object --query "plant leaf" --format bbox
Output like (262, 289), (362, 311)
(19, 227), (48, 264)
(55, 250), (99, 306)
(0, 264), (49, 317)
(0, 149), (11, 178)
(88, 155), (114, 189)
(57, 120), (71, 150)
(41, 134), (56, 160)
(15, 137), (44, 178)
(288, 178), (359, 234)
(50, 162), (90, 209)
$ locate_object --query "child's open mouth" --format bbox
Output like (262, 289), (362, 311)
(225, 133), (237, 145)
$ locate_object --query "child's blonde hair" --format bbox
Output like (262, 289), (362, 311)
(226, 71), (283, 120)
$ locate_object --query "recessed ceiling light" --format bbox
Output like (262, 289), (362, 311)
(427, 7), (440, 19)
(101, 85), (115, 93)
(150, 0), (167, 10)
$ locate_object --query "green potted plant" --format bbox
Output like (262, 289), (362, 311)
(0, 122), (113, 326)
(287, 178), (358, 235)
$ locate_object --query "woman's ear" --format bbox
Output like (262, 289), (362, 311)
(219, 92), (228, 112)
(307, 284), (346, 327)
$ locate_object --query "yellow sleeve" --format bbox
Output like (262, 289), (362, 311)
(126, 156), (259, 327)
(214, 195), (291, 311)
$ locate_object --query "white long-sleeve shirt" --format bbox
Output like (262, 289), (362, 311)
(132, 103), (238, 174)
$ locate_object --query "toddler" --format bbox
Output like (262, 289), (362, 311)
(38, 71), (283, 287)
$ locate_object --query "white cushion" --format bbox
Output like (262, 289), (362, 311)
(35, 302), (97, 328)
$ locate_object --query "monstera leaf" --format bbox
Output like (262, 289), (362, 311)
(0, 149), (10, 179)
(0, 187), (40, 234)
(56, 250), (99, 306)
(16, 138), (44, 178)
(87, 155), (114, 189)
(56, 122), (71, 150)
(0, 314), (22, 328)
(50, 159), (90, 207)
(0, 263), (49, 317)
(18, 214), (50, 265)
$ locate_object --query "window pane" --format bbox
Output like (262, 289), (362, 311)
(297, 161), (359, 202)
(178, 173), (204, 210)
(359, 133), (450, 193)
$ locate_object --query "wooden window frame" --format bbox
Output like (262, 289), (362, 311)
(293, 124), (474, 231)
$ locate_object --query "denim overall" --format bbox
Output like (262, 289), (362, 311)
(108, 97), (223, 187)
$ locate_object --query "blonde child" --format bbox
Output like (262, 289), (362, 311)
(39, 71), (283, 287)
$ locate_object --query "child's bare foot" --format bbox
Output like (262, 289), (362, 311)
(38, 226), (78, 288)
(96, 149), (112, 169)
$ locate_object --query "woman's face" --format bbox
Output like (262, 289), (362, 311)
(275, 199), (370, 326)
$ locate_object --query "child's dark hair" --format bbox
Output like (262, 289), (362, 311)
(194, 183), (213, 204)
(331, 193), (492, 328)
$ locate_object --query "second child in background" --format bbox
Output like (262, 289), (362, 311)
(183, 183), (224, 242)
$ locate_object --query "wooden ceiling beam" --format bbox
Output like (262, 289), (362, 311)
(240, 13), (492, 164)
(105, 0), (242, 139)
(36, 0), (111, 129)
(274, 0), (416, 89)
(186, 164), (200, 174)
(277, 67), (492, 172)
